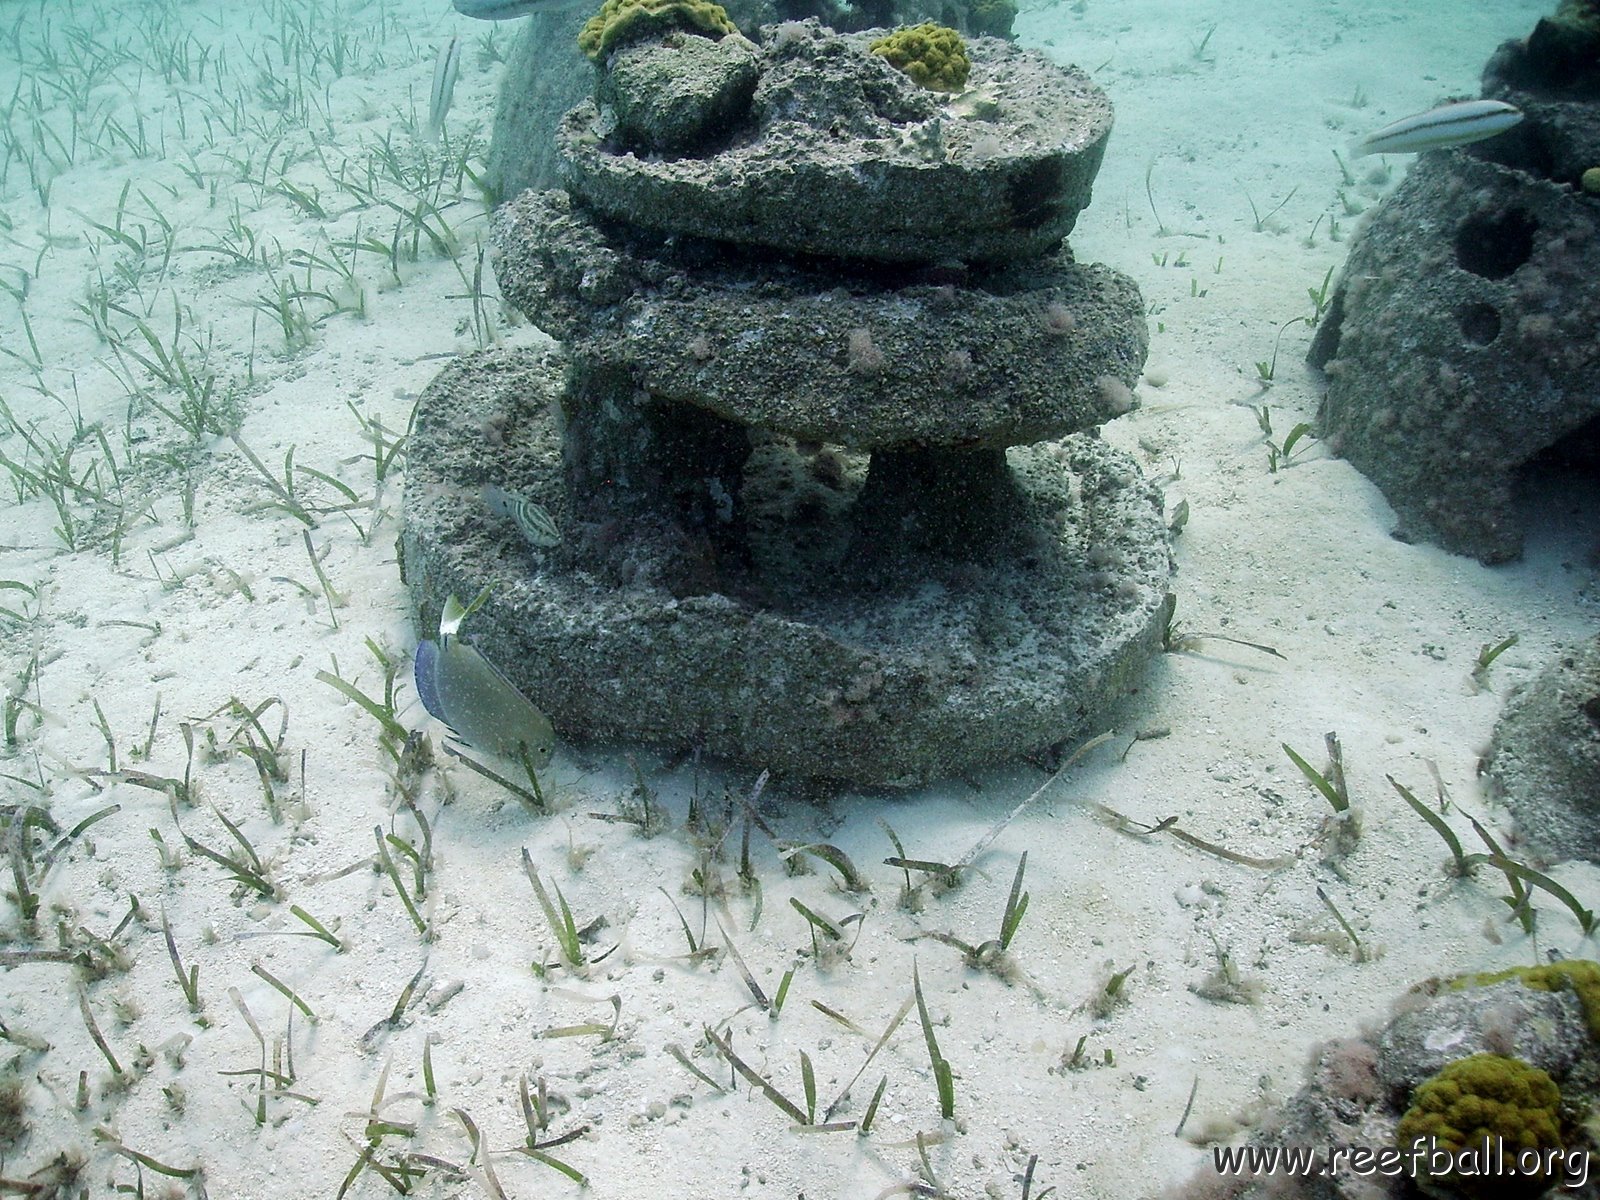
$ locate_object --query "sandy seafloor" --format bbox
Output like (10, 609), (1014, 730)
(1, 0), (1597, 1196)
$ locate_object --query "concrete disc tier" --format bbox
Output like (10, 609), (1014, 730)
(400, 348), (1173, 788)
(556, 29), (1113, 265)
(494, 189), (1147, 450)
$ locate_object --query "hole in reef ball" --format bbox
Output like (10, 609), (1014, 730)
(1454, 208), (1537, 279)
(1456, 301), (1502, 345)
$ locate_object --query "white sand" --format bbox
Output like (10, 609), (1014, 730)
(1, 0), (1595, 1196)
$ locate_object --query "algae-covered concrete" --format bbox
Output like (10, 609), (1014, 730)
(1308, 16), (1600, 564)
(558, 29), (1112, 264)
(410, 22), (1170, 785)
(400, 348), (1173, 786)
(1486, 635), (1600, 864)
(493, 189), (1147, 452)
(485, 0), (1020, 204)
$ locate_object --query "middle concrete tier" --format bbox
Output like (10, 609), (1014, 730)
(494, 189), (1148, 451)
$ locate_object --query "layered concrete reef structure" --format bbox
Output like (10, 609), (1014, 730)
(404, 21), (1172, 785)
(1308, 7), (1600, 564)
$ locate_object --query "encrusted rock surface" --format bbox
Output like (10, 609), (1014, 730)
(558, 28), (1113, 264)
(1486, 635), (1600, 864)
(1308, 153), (1600, 563)
(598, 33), (761, 153)
(1375, 977), (1592, 1094)
(486, 1), (1021, 204)
(1482, 10), (1600, 191)
(493, 189), (1146, 451)
(1308, 19), (1600, 564)
(400, 348), (1173, 787)
(1161, 970), (1600, 1200)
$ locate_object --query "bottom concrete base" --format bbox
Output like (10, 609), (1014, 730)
(400, 348), (1174, 787)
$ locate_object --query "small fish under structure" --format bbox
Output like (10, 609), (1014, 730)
(1352, 99), (1523, 158)
(452, 0), (590, 18)
(428, 35), (462, 142)
(414, 594), (555, 767)
(483, 484), (562, 549)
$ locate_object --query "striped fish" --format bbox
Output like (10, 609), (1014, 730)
(452, 0), (588, 18)
(414, 594), (555, 767)
(483, 484), (562, 548)
(1352, 99), (1522, 158)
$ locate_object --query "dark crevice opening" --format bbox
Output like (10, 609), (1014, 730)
(1516, 412), (1600, 556)
(1456, 301), (1502, 346)
(1529, 412), (1600, 475)
(1455, 208), (1537, 279)
(1306, 286), (1345, 369)
(1467, 125), (1559, 180)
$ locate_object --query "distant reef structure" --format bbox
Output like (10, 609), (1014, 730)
(1308, 5), (1600, 564)
(1484, 633), (1600, 867)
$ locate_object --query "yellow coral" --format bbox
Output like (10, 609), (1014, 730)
(1396, 1053), (1563, 1200)
(577, 0), (737, 62)
(869, 24), (971, 93)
